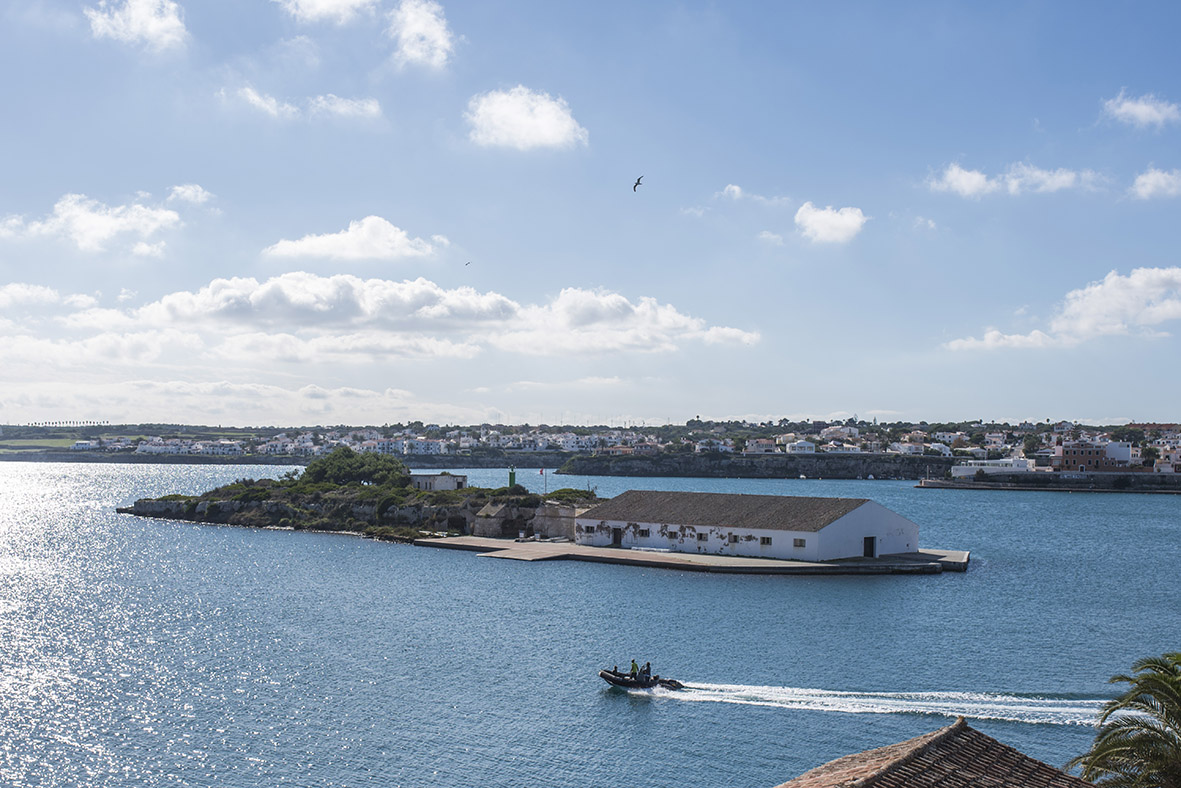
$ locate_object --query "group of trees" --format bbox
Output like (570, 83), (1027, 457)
(297, 446), (410, 487)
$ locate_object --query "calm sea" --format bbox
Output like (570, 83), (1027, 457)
(1, 462), (1178, 787)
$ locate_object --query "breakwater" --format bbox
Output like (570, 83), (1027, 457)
(920, 471), (1181, 493)
(559, 453), (957, 480)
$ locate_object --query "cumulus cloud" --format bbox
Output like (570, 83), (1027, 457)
(388, 0), (454, 69)
(84, 0), (187, 52)
(928, 162), (1098, 197)
(487, 287), (759, 354)
(0, 283), (61, 309)
(262, 216), (437, 260)
(1130, 167), (1181, 200)
(1, 193), (180, 252)
(794, 201), (868, 243)
(721, 184), (743, 199)
(928, 163), (998, 198)
(1103, 89), (1181, 129)
(9, 272), (757, 365)
(947, 267), (1181, 350)
(272, 0), (377, 24)
(466, 86), (589, 151)
(757, 230), (783, 245)
(168, 184), (214, 204)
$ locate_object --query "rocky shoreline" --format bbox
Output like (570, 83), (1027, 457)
(116, 477), (594, 542)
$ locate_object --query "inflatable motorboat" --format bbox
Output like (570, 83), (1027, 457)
(598, 668), (684, 690)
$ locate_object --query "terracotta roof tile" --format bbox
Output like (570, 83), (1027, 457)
(772, 718), (1094, 788)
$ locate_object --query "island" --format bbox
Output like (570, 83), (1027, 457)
(117, 447), (599, 542)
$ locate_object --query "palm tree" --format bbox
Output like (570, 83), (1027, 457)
(1068, 652), (1181, 788)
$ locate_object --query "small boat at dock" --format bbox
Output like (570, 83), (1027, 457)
(598, 668), (684, 690)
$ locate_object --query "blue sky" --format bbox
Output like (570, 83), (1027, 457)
(1, 0), (1179, 427)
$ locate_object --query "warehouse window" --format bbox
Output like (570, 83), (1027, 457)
(793, 538), (806, 548)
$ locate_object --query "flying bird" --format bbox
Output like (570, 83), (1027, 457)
(465, 261), (471, 266)
(633, 176), (643, 192)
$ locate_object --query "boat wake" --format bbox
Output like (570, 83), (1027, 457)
(671, 683), (1104, 726)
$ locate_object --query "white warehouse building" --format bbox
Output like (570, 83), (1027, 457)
(574, 490), (920, 562)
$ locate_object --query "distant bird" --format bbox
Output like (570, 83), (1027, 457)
(465, 261), (471, 266)
(633, 176), (643, 192)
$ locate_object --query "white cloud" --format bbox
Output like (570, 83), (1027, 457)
(1130, 167), (1181, 200)
(714, 183), (790, 206)
(757, 230), (783, 245)
(1102, 89), (1181, 129)
(226, 86), (381, 122)
(262, 216), (437, 260)
(794, 202), (868, 244)
(308, 94), (383, 119)
(388, 0), (454, 69)
(929, 162), (1098, 198)
(914, 216), (937, 230)
(132, 241), (166, 257)
(928, 163), (999, 197)
(1003, 163), (1097, 194)
(2, 272), (758, 411)
(272, 0), (377, 24)
(118, 288), (138, 302)
(487, 287), (759, 355)
(0, 283), (61, 309)
(236, 86), (300, 120)
(84, 0), (187, 52)
(2, 193), (180, 252)
(947, 267), (1181, 350)
(168, 184), (214, 204)
(466, 86), (589, 151)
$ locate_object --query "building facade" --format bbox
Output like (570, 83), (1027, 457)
(574, 490), (919, 562)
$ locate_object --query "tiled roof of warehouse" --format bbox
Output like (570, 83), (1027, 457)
(772, 717), (1094, 788)
(577, 490), (869, 533)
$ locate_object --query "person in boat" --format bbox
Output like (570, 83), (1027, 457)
(641, 662), (651, 680)
(629, 659), (639, 677)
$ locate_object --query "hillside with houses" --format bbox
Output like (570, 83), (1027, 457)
(2, 418), (1178, 477)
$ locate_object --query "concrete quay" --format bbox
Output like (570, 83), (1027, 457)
(413, 536), (969, 575)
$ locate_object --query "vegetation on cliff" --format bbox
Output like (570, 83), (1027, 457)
(124, 446), (598, 541)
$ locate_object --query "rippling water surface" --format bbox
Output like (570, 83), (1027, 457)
(1, 462), (1178, 787)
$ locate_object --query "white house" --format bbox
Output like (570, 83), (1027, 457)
(574, 490), (920, 561)
(409, 473), (468, 491)
(950, 457), (1041, 477)
(785, 440), (816, 454)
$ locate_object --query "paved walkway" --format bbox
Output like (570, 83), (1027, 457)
(413, 536), (968, 575)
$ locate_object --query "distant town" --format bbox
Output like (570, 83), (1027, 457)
(2, 417), (1178, 474)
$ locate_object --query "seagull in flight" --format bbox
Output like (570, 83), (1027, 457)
(633, 176), (643, 192)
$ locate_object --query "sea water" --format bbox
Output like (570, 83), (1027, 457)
(1, 462), (1177, 787)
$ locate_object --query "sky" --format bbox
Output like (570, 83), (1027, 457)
(1, 0), (1180, 428)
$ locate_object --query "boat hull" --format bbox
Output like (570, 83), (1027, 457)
(598, 669), (683, 690)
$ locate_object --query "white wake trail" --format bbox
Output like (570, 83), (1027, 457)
(668, 683), (1104, 726)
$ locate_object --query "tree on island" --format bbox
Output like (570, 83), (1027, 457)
(1068, 652), (1181, 788)
(300, 446), (410, 487)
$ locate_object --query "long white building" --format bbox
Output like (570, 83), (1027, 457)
(575, 490), (920, 561)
